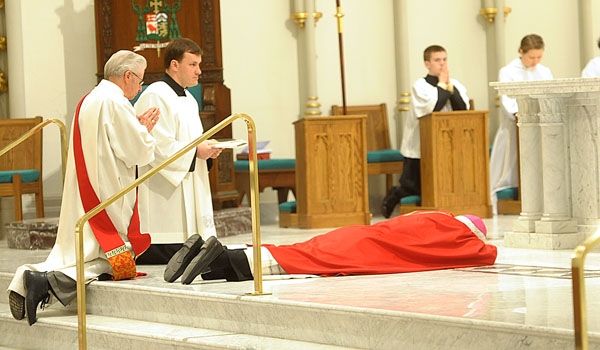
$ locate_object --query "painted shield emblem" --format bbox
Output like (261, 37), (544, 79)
(146, 13), (168, 41)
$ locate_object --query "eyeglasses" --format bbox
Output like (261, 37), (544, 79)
(129, 71), (144, 86)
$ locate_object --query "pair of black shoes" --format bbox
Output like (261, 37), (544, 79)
(164, 235), (225, 284)
(9, 270), (51, 326)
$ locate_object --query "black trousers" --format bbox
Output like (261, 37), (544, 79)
(136, 243), (183, 265)
(47, 271), (77, 306)
(201, 248), (253, 282)
(397, 157), (421, 197)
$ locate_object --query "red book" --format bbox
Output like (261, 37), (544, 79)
(236, 152), (271, 160)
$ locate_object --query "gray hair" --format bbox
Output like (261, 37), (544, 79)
(103, 50), (147, 79)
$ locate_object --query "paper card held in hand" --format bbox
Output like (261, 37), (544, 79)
(212, 139), (248, 149)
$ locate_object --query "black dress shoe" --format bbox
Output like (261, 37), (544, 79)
(8, 291), (25, 320)
(181, 236), (225, 285)
(164, 234), (205, 282)
(23, 270), (51, 326)
(381, 186), (401, 218)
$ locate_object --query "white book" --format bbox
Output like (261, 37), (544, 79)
(212, 139), (248, 149)
(241, 140), (270, 153)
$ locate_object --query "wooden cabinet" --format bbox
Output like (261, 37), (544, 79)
(293, 116), (370, 228)
(401, 110), (492, 218)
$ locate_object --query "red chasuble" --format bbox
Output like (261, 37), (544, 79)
(264, 211), (497, 276)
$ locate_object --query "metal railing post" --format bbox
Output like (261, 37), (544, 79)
(571, 229), (600, 350)
(75, 114), (265, 349)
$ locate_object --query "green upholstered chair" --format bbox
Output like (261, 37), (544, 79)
(0, 117), (45, 221)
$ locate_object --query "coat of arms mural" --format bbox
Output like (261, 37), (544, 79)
(132, 0), (182, 56)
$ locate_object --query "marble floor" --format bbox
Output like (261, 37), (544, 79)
(2, 213), (600, 347)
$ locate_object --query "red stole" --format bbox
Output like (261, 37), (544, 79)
(72, 94), (151, 280)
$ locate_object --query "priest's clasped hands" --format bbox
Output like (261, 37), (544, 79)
(137, 106), (160, 132)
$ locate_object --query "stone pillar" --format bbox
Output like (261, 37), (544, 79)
(302, 0), (321, 116)
(492, 78), (592, 249)
(535, 95), (578, 234)
(567, 91), (600, 230)
(512, 98), (542, 233)
(493, 0), (506, 67)
(393, 0), (410, 117)
(578, 0), (594, 67)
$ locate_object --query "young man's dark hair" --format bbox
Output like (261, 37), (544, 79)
(423, 45), (446, 61)
(163, 38), (204, 68)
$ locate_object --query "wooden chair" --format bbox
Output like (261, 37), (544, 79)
(331, 103), (403, 191)
(0, 116), (44, 221)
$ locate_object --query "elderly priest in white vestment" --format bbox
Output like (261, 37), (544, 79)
(7, 50), (159, 326)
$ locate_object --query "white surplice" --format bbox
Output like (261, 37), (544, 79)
(7, 80), (156, 298)
(489, 58), (553, 214)
(582, 56), (600, 78)
(400, 77), (469, 159)
(134, 82), (216, 244)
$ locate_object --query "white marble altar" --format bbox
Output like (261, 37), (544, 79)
(491, 77), (600, 249)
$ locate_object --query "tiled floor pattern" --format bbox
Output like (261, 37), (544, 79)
(456, 263), (600, 279)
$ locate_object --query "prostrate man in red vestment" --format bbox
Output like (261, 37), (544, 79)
(164, 210), (497, 284)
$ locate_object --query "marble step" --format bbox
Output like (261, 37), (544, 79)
(0, 272), (390, 349)
(0, 273), (352, 349)
(0, 304), (350, 350)
(1, 270), (597, 349)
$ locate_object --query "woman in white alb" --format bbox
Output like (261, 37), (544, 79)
(489, 34), (553, 214)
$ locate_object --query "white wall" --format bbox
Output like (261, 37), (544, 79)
(0, 0), (592, 217)
(221, 1), (300, 160)
(4, 0), (97, 218)
(400, 0), (489, 145)
(504, 0), (580, 78)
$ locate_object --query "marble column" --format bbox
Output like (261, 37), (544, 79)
(292, 0), (321, 117)
(393, 0), (410, 116)
(578, 0), (594, 67)
(491, 78), (595, 249)
(302, 0), (321, 116)
(512, 97), (542, 233)
(493, 0), (506, 67)
(569, 92), (600, 229)
(535, 95), (577, 234)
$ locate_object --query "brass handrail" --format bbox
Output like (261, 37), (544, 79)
(75, 113), (266, 349)
(572, 229), (600, 349)
(0, 118), (68, 183)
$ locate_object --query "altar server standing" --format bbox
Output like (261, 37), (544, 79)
(134, 38), (222, 264)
